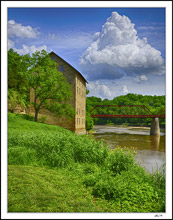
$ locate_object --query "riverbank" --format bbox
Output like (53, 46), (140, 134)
(92, 125), (165, 173)
(93, 123), (165, 129)
(8, 113), (165, 212)
(94, 124), (151, 129)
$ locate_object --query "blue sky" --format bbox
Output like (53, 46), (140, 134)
(8, 7), (166, 99)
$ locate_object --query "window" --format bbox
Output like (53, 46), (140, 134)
(60, 65), (64, 72)
(51, 56), (55, 60)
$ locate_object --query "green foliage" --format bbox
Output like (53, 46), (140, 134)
(86, 112), (94, 131)
(83, 165), (165, 212)
(151, 163), (165, 189)
(8, 113), (165, 212)
(20, 50), (75, 122)
(104, 147), (136, 175)
(21, 114), (35, 121)
(8, 113), (108, 168)
(86, 93), (165, 127)
(8, 165), (98, 212)
(8, 89), (27, 113)
(8, 49), (31, 103)
(38, 116), (47, 123)
(8, 49), (29, 91)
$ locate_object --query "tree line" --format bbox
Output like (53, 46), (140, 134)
(86, 94), (165, 128)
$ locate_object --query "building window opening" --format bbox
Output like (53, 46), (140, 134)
(60, 65), (64, 72)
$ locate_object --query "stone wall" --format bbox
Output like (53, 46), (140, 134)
(30, 52), (86, 134)
(75, 73), (86, 134)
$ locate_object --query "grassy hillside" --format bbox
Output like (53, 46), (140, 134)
(8, 113), (165, 212)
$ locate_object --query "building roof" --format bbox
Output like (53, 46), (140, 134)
(50, 51), (88, 83)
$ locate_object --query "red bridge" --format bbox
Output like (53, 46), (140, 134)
(90, 105), (165, 119)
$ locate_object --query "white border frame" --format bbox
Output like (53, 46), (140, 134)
(1, 1), (172, 219)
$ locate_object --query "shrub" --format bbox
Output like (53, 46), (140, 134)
(104, 147), (136, 175)
(38, 116), (47, 123)
(8, 113), (165, 212)
(8, 113), (109, 168)
(90, 166), (164, 212)
(86, 113), (94, 131)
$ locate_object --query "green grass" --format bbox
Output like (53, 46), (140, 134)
(8, 113), (165, 212)
(8, 165), (99, 212)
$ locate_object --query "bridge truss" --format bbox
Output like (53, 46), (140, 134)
(90, 105), (165, 119)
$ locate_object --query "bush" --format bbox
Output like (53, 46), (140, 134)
(38, 116), (47, 123)
(8, 113), (165, 212)
(86, 113), (94, 131)
(8, 89), (26, 113)
(87, 165), (164, 212)
(104, 147), (136, 175)
(8, 113), (109, 168)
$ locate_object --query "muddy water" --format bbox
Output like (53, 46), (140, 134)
(93, 125), (165, 173)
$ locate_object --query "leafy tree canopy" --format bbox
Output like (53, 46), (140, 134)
(8, 49), (31, 95)
(21, 50), (75, 122)
(86, 93), (165, 126)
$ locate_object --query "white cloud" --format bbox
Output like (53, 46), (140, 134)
(87, 81), (113, 99)
(80, 11), (165, 81)
(120, 85), (129, 95)
(8, 20), (39, 39)
(87, 75), (165, 100)
(87, 81), (130, 99)
(133, 74), (148, 83)
(14, 44), (48, 55)
(8, 39), (15, 49)
(140, 75), (148, 81)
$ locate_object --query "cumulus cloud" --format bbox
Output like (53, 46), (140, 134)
(8, 20), (39, 39)
(120, 85), (129, 95)
(80, 11), (165, 81)
(14, 44), (48, 55)
(87, 81), (130, 99)
(87, 81), (113, 99)
(133, 74), (148, 83)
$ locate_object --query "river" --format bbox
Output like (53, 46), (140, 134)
(92, 125), (165, 173)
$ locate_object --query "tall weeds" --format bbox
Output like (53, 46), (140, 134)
(8, 113), (165, 212)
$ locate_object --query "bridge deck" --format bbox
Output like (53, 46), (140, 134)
(91, 114), (165, 118)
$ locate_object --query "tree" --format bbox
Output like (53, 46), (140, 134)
(22, 50), (75, 122)
(86, 112), (94, 131)
(8, 49), (31, 95)
(8, 49), (31, 112)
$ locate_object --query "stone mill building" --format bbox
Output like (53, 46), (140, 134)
(30, 51), (87, 134)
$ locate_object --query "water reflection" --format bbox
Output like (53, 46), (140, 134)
(150, 135), (160, 151)
(93, 125), (165, 173)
